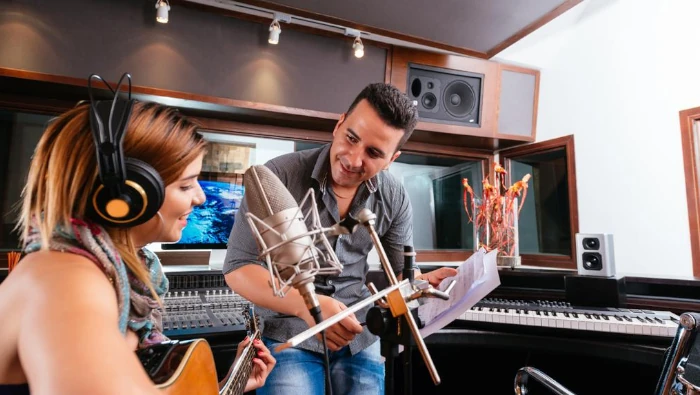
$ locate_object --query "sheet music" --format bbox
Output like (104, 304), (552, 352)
(418, 248), (501, 338)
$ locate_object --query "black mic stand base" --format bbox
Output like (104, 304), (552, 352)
(367, 306), (423, 395)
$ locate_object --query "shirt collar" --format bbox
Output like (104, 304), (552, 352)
(312, 143), (380, 195)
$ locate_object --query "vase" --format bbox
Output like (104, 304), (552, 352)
(473, 197), (520, 268)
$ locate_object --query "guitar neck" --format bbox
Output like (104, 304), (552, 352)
(220, 329), (262, 395)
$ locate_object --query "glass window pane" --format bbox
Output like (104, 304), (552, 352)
(508, 148), (571, 256)
(1, 110), (54, 250)
(390, 154), (483, 250)
(0, 120), (484, 254)
(694, 120), (700, 189)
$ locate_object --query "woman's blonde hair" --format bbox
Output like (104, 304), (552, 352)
(18, 101), (206, 292)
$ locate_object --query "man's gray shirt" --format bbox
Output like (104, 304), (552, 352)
(223, 143), (413, 355)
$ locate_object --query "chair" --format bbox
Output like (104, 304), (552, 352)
(513, 312), (700, 395)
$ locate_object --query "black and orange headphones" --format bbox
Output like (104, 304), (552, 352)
(86, 73), (165, 227)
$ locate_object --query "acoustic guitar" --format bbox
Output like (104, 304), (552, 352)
(137, 307), (262, 395)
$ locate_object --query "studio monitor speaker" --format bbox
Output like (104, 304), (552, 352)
(575, 233), (615, 277)
(407, 64), (483, 127)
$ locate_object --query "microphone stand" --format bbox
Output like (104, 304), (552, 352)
(402, 246), (416, 395)
(273, 209), (453, 393)
(367, 246), (418, 395)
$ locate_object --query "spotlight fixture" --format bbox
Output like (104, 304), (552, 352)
(345, 28), (365, 59)
(268, 19), (281, 44)
(267, 13), (291, 45)
(155, 0), (170, 24)
(352, 37), (364, 58)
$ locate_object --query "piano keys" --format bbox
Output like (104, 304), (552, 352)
(454, 298), (679, 339)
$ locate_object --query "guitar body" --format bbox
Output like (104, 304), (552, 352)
(139, 306), (261, 395)
(138, 339), (219, 395)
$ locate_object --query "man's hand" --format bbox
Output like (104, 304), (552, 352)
(300, 295), (363, 351)
(419, 267), (458, 287)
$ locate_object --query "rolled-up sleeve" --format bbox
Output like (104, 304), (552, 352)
(222, 197), (267, 275)
(380, 183), (414, 275)
(223, 161), (286, 275)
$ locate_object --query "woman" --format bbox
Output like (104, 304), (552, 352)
(0, 101), (275, 394)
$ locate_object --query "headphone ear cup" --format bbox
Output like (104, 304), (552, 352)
(123, 158), (165, 226)
(88, 158), (165, 227)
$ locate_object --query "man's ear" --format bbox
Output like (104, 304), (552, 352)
(332, 113), (346, 137)
(385, 150), (401, 170)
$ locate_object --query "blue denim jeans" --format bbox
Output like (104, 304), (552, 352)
(257, 337), (385, 395)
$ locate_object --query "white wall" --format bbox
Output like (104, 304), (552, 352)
(493, 0), (700, 276)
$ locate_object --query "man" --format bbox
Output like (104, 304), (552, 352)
(223, 82), (457, 395)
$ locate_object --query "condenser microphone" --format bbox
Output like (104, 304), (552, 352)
(243, 165), (344, 324)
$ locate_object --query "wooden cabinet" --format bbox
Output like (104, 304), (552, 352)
(496, 64), (539, 142)
(388, 47), (539, 149)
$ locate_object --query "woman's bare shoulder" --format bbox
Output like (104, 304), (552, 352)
(10, 250), (116, 303)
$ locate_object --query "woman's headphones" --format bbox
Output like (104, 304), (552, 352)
(86, 73), (165, 228)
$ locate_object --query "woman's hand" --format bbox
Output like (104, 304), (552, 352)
(243, 337), (276, 392)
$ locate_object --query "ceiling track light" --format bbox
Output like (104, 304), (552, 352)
(268, 12), (291, 45)
(155, 0), (171, 24)
(268, 19), (281, 44)
(345, 28), (364, 58)
(353, 37), (364, 58)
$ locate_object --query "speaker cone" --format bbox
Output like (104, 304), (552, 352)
(582, 252), (603, 270)
(421, 93), (437, 110)
(443, 80), (475, 118)
(582, 237), (600, 250)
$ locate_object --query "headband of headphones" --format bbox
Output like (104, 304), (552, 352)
(87, 73), (133, 200)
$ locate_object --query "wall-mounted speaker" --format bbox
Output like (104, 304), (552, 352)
(407, 64), (483, 127)
(575, 233), (616, 277)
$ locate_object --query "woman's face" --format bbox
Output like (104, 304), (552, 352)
(132, 154), (205, 245)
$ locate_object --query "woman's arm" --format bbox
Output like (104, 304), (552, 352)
(16, 251), (160, 395)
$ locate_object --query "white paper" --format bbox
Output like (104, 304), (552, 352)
(418, 248), (501, 338)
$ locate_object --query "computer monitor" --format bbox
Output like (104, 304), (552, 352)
(161, 178), (244, 269)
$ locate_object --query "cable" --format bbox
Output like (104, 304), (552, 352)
(320, 330), (333, 395)
(311, 308), (333, 395)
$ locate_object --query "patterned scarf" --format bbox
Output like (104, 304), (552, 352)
(23, 218), (169, 348)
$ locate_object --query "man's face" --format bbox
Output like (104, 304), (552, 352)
(329, 99), (403, 189)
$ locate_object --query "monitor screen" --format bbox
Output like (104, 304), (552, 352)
(161, 179), (244, 250)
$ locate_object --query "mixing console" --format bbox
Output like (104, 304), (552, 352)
(161, 272), (253, 337)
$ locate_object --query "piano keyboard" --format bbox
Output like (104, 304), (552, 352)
(455, 298), (680, 338)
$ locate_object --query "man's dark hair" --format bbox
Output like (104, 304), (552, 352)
(346, 83), (418, 151)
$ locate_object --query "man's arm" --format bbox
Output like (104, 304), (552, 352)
(224, 264), (309, 319)
(222, 190), (310, 318)
(223, 165), (362, 349)
(380, 183), (414, 276)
